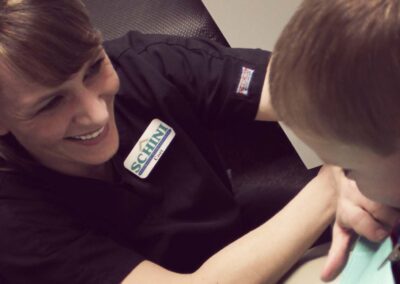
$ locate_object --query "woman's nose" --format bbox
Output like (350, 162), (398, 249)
(73, 90), (109, 126)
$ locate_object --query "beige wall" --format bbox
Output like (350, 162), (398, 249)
(202, 0), (303, 50)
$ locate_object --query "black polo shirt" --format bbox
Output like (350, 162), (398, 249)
(0, 31), (269, 283)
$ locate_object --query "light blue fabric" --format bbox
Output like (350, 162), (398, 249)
(340, 237), (395, 284)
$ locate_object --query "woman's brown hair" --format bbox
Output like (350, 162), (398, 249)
(0, 0), (102, 170)
(270, 0), (400, 155)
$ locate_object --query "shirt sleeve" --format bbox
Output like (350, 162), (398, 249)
(105, 31), (270, 128)
(0, 189), (143, 284)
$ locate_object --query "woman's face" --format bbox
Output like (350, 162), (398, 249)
(0, 49), (120, 177)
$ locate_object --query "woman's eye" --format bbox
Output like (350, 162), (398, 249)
(39, 96), (63, 113)
(84, 57), (105, 80)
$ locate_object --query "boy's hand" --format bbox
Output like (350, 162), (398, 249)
(321, 169), (400, 281)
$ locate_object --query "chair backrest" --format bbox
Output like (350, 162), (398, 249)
(82, 0), (228, 45)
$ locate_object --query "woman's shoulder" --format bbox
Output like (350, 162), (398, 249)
(103, 31), (173, 60)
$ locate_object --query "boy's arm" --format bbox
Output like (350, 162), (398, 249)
(255, 64), (277, 121)
(122, 166), (337, 284)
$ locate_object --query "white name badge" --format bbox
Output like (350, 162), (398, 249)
(124, 119), (175, 179)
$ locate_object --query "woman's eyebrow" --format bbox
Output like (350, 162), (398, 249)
(86, 48), (104, 66)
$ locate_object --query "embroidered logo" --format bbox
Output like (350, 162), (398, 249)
(124, 119), (175, 179)
(236, 66), (255, 96)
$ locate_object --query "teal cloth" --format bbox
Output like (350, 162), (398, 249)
(340, 237), (395, 284)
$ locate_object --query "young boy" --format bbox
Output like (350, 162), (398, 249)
(268, 0), (400, 282)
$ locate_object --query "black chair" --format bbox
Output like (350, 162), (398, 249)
(82, 0), (319, 230)
(83, 0), (228, 44)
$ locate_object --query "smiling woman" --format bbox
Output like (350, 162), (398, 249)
(0, 1), (340, 284)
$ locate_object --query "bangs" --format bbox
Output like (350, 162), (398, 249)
(0, 0), (102, 86)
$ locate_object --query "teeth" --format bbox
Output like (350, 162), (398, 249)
(72, 127), (105, 141)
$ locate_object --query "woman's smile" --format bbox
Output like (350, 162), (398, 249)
(66, 124), (109, 146)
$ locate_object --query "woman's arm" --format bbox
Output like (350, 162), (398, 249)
(122, 166), (338, 284)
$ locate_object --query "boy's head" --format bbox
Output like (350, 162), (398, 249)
(269, 0), (400, 207)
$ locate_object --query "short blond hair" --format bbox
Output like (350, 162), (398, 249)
(270, 0), (400, 155)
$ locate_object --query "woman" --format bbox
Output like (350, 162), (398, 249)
(0, 0), (337, 283)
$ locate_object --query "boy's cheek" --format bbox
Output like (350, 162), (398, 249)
(356, 178), (400, 209)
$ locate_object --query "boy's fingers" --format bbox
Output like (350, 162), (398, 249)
(357, 195), (400, 229)
(320, 222), (353, 282)
(336, 179), (394, 241)
(339, 204), (390, 242)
